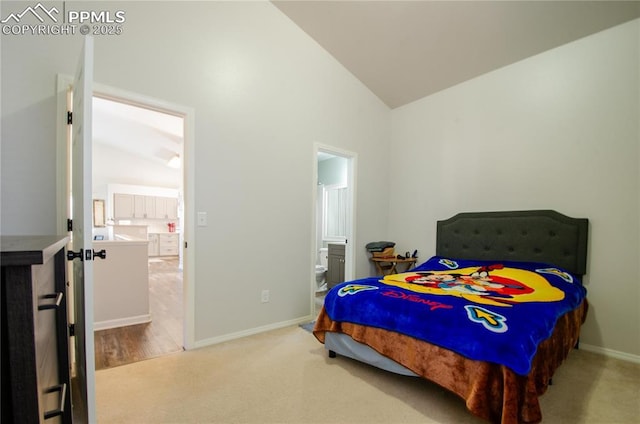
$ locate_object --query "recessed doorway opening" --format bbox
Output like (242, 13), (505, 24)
(312, 145), (356, 316)
(91, 95), (185, 369)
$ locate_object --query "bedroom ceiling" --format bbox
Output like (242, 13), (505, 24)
(273, 1), (640, 109)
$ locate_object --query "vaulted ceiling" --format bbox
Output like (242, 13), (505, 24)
(93, 1), (640, 164)
(273, 1), (640, 108)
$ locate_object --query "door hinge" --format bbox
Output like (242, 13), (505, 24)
(67, 111), (72, 125)
(69, 323), (75, 337)
(67, 218), (73, 231)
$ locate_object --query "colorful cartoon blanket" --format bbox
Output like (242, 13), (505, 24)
(323, 256), (587, 375)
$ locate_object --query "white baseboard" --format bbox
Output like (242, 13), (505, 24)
(190, 317), (640, 366)
(580, 343), (640, 364)
(94, 314), (152, 331)
(192, 315), (315, 350)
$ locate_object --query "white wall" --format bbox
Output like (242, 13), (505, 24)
(0, 2), (391, 343)
(389, 20), (640, 358)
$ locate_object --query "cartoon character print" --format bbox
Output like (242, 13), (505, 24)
(406, 264), (533, 298)
(383, 264), (562, 307)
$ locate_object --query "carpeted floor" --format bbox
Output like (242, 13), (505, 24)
(96, 325), (640, 423)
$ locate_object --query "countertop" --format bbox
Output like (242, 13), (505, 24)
(96, 237), (148, 245)
(1, 235), (69, 266)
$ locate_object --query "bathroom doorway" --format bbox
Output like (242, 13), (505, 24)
(313, 145), (356, 315)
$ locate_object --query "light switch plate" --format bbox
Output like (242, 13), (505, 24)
(197, 211), (207, 226)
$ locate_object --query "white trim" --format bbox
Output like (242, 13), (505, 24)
(310, 151), (320, 314)
(193, 316), (314, 349)
(55, 76), (196, 351)
(93, 314), (152, 331)
(580, 343), (640, 364)
(56, 74), (73, 235)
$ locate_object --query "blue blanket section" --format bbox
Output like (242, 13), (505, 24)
(323, 256), (587, 375)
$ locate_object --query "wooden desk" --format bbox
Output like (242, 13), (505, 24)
(370, 256), (417, 276)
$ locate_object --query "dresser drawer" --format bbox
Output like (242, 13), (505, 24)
(1, 236), (72, 424)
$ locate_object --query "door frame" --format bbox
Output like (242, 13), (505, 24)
(311, 143), (357, 308)
(55, 77), (197, 350)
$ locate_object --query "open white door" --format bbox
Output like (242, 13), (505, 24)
(68, 36), (97, 424)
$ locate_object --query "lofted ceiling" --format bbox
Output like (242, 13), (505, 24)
(273, 0), (640, 109)
(93, 2), (639, 162)
(92, 97), (184, 166)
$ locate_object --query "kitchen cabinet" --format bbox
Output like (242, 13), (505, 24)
(113, 193), (134, 219)
(155, 197), (178, 220)
(327, 243), (345, 289)
(133, 195), (155, 219)
(93, 240), (150, 330)
(159, 233), (179, 256)
(148, 234), (159, 256)
(1, 236), (73, 424)
(113, 193), (177, 220)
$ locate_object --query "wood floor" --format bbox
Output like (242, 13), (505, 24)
(94, 257), (183, 370)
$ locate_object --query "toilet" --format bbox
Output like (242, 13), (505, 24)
(315, 247), (329, 291)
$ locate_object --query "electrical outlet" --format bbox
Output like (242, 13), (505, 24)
(261, 289), (270, 303)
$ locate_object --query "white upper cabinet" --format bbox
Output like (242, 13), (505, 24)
(114, 193), (135, 219)
(155, 196), (178, 220)
(134, 195), (156, 219)
(114, 193), (177, 220)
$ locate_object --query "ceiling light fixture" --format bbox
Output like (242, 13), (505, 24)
(167, 154), (181, 169)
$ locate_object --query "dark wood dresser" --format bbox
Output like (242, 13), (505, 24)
(1, 236), (73, 424)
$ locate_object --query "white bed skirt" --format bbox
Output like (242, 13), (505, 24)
(324, 332), (418, 377)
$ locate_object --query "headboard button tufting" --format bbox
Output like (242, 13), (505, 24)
(435, 210), (588, 276)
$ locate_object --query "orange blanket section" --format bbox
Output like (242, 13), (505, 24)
(314, 300), (588, 424)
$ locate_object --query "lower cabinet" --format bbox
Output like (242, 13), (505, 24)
(148, 234), (159, 256)
(149, 233), (180, 257)
(159, 233), (180, 256)
(1, 236), (74, 424)
(327, 243), (346, 289)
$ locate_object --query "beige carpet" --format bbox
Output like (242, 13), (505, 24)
(96, 325), (640, 424)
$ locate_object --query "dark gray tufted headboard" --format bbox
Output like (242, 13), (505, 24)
(436, 210), (588, 276)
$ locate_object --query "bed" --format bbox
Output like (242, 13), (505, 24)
(313, 210), (589, 424)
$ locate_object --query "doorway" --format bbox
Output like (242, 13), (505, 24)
(313, 145), (356, 315)
(91, 96), (185, 369)
(56, 75), (196, 359)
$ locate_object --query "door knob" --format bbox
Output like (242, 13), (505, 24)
(66, 249), (83, 261)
